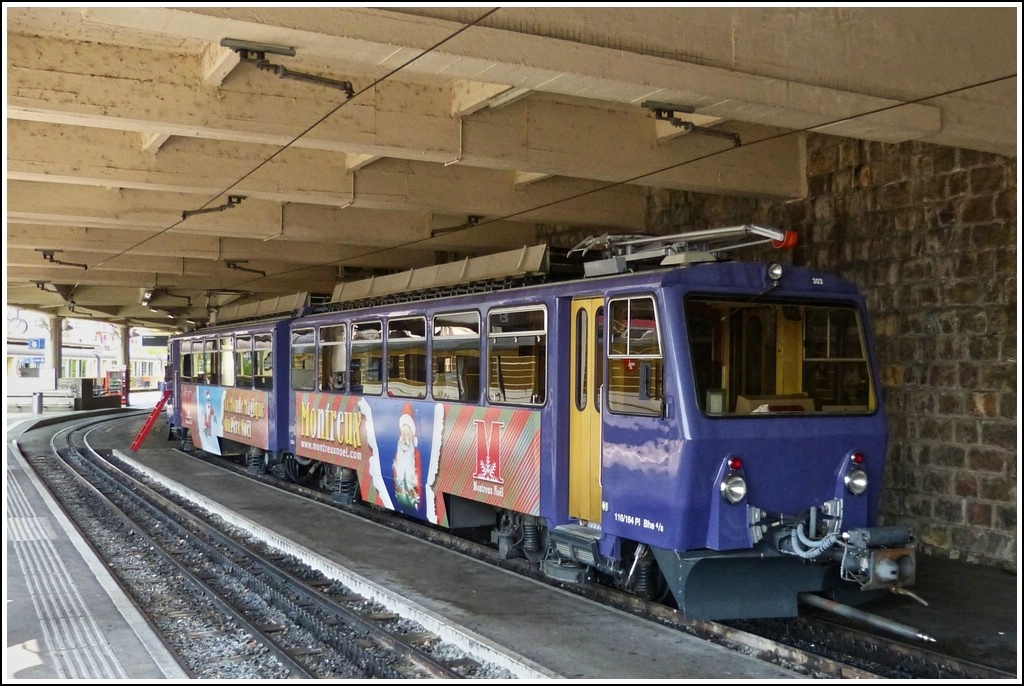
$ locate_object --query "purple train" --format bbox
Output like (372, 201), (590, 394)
(168, 226), (918, 621)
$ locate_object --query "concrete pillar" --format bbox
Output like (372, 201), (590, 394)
(53, 315), (64, 388)
(118, 324), (130, 407)
(41, 312), (58, 390)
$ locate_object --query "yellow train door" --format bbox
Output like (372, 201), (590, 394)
(568, 297), (604, 524)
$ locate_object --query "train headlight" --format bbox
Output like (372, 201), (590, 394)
(767, 263), (784, 281)
(720, 474), (747, 503)
(844, 468), (869, 495)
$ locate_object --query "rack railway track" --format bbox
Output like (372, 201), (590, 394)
(16, 412), (1017, 680)
(175, 435), (1014, 680)
(19, 416), (517, 679)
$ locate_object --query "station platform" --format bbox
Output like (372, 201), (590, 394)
(5, 400), (188, 680)
(5, 399), (1020, 680)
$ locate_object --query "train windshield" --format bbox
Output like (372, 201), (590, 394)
(684, 296), (876, 416)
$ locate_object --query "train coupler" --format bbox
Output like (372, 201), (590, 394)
(838, 525), (917, 591)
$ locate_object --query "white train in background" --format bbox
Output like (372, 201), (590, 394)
(7, 340), (168, 393)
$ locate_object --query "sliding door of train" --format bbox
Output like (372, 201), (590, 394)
(569, 297), (604, 524)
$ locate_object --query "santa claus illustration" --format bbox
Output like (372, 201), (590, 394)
(202, 389), (216, 436)
(393, 403), (423, 512)
(358, 398), (394, 510)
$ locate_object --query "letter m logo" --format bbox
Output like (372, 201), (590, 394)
(472, 419), (504, 484)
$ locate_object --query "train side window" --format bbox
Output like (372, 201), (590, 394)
(180, 340), (194, 382)
(291, 327), (316, 391)
(194, 338), (217, 385)
(432, 311), (481, 403)
(204, 338), (214, 384)
(235, 334), (253, 388)
(206, 338), (220, 385)
(193, 338), (206, 384)
(575, 308), (588, 411)
(387, 317), (427, 399)
(319, 324), (347, 392)
(219, 336), (235, 387)
(351, 320), (383, 395)
(129, 359), (157, 389)
(487, 306), (546, 406)
(253, 333), (273, 390)
(607, 296), (663, 416)
(61, 357), (88, 378)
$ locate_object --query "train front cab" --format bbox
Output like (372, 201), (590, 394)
(543, 263), (917, 620)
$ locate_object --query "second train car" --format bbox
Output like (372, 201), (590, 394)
(168, 226), (918, 620)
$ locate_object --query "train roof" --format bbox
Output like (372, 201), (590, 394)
(176, 225), (863, 334)
(315, 225), (807, 311)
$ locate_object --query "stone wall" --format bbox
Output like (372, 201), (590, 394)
(841, 139), (1016, 570)
(551, 132), (1017, 570)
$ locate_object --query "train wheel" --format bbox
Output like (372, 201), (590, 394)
(322, 465), (360, 505)
(245, 447), (267, 475)
(284, 453), (318, 484)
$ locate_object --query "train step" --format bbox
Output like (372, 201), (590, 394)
(541, 524), (604, 584)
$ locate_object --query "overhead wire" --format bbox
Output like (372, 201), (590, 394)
(70, 7), (502, 292)
(258, 71), (1017, 284)
(65, 9), (1014, 304)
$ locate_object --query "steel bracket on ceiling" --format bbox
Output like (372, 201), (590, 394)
(641, 100), (741, 147)
(221, 37), (354, 99)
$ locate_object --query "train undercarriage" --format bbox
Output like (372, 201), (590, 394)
(537, 503), (920, 627)
(174, 430), (920, 629)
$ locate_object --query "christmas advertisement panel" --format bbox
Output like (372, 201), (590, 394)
(293, 393), (541, 526)
(180, 384), (270, 455)
(435, 404), (541, 516)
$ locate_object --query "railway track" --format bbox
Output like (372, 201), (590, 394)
(21, 417), (516, 679)
(19, 412), (1016, 680)
(170, 432), (1015, 681)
